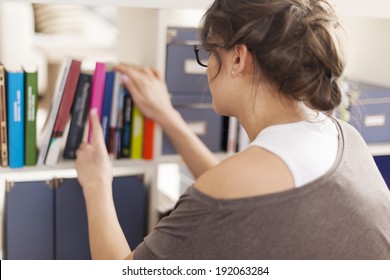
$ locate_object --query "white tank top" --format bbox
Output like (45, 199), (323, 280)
(249, 113), (339, 187)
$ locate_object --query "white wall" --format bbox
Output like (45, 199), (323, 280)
(341, 16), (390, 87)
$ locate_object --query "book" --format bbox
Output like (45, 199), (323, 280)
(24, 70), (38, 166)
(108, 73), (121, 158)
(120, 90), (132, 158)
(142, 118), (155, 160)
(45, 59), (81, 165)
(227, 116), (239, 154)
(238, 124), (250, 152)
(115, 84), (125, 158)
(37, 57), (72, 165)
(7, 71), (24, 168)
(63, 73), (92, 159)
(0, 65), (8, 167)
(130, 104), (144, 159)
(87, 62), (106, 143)
(101, 70), (115, 149)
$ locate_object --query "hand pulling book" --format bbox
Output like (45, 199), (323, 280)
(87, 62), (106, 143)
(45, 59), (81, 165)
(0, 65), (8, 167)
(37, 57), (72, 165)
(24, 70), (38, 166)
(7, 71), (24, 168)
(63, 73), (92, 159)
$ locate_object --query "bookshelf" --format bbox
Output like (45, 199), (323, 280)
(0, 0), (390, 260)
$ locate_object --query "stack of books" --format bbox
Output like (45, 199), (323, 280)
(0, 57), (155, 169)
(0, 64), (38, 168)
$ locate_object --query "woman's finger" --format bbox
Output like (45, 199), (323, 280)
(90, 109), (105, 147)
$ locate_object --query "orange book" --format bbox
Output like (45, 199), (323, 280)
(142, 118), (155, 160)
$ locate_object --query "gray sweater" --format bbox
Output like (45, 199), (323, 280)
(134, 120), (390, 259)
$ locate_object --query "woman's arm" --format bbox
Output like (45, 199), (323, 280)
(76, 110), (131, 259)
(114, 64), (219, 179)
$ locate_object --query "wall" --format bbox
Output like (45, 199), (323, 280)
(342, 16), (390, 87)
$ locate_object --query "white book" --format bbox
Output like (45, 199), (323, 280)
(108, 73), (122, 158)
(37, 57), (72, 165)
(238, 124), (250, 152)
(227, 116), (238, 154)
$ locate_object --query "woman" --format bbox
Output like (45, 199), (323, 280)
(76, 0), (390, 259)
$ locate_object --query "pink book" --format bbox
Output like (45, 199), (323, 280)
(87, 62), (106, 143)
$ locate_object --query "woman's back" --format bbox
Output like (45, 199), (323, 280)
(134, 120), (390, 259)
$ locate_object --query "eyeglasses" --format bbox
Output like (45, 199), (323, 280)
(193, 44), (222, 68)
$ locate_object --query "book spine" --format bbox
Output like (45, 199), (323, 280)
(237, 124), (250, 152)
(101, 71), (115, 149)
(87, 62), (106, 143)
(130, 104), (144, 159)
(108, 73), (121, 158)
(227, 116), (238, 154)
(7, 72), (24, 168)
(24, 71), (38, 166)
(0, 65), (8, 167)
(142, 118), (155, 160)
(115, 84), (125, 158)
(46, 60), (81, 165)
(63, 73), (92, 159)
(37, 57), (72, 165)
(120, 91), (132, 158)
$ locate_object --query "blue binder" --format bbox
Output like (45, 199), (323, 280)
(7, 72), (24, 168)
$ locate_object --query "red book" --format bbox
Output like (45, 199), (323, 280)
(142, 118), (155, 160)
(45, 59), (81, 165)
(88, 62), (106, 143)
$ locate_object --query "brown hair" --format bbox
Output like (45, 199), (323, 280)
(200, 0), (345, 111)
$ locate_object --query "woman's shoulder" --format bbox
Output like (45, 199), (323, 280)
(194, 146), (295, 200)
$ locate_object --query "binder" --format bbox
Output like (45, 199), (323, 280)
(7, 71), (25, 168)
(24, 70), (38, 166)
(0, 65), (8, 167)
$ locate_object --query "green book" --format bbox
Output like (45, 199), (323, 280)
(130, 104), (144, 159)
(24, 71), (38, 166)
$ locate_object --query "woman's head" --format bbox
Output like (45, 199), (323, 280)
(200, 0), (345, 111)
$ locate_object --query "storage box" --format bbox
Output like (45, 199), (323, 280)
(166, 27), (211, 104)
(162, 104), (224, 155)
(349, 82), (390, 143)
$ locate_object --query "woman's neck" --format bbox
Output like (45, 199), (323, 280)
(236, 88), (313, 142)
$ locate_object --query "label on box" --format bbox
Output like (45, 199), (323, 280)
(188, 121), (207, 136)
(184, 59), (207, 75)
(364, 114), (386, 127)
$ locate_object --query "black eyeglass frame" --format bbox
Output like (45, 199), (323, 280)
(193, 44), (223, 68)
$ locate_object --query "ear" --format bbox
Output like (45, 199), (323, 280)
(231, 44), (251, 76)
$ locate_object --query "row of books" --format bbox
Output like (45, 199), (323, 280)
(0, 57), (155, 169)
(0, 64), (38, 168)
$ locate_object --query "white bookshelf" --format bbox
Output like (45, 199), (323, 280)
(0, 0), (389, 260)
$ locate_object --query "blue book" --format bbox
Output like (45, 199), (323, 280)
(101, 71), (115, 148)
(7, 72), (24, 168)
